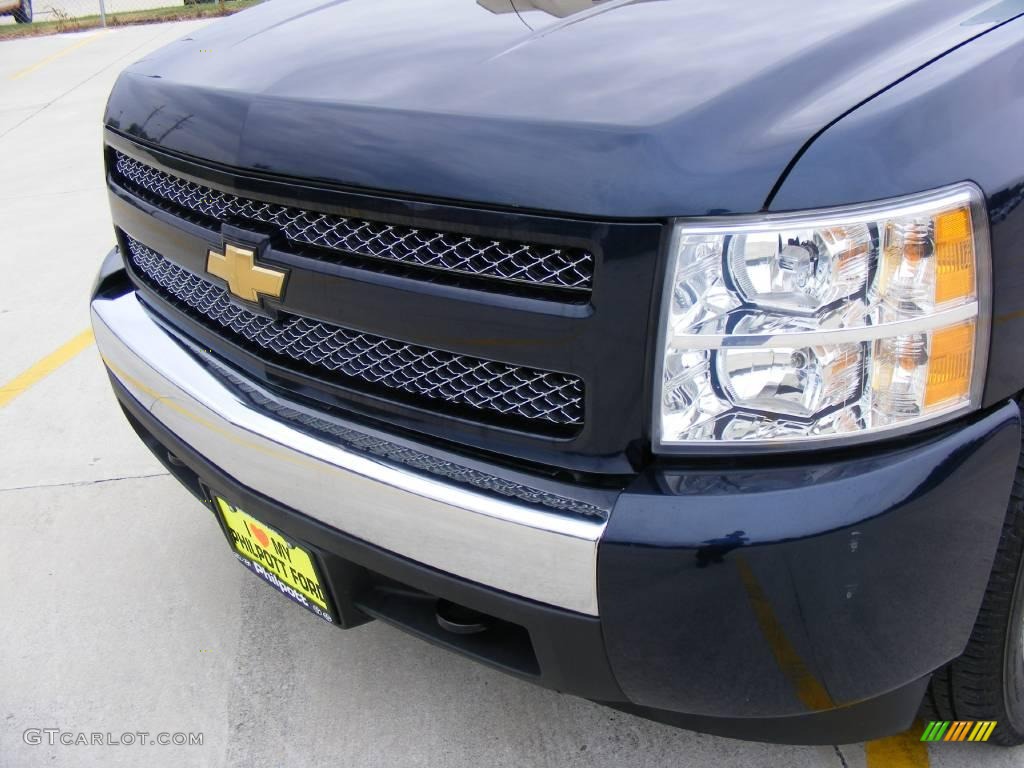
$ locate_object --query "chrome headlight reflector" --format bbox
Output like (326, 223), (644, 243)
(655, 184), (990, 450)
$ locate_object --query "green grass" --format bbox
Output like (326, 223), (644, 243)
(0, 0), (263, 40)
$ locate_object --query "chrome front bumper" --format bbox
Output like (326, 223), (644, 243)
(91, 291), (607, 615)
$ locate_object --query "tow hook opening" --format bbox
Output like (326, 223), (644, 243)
(436, 599), (492, 635)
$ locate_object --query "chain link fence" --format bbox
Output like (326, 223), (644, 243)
(1, 0), (230, 26)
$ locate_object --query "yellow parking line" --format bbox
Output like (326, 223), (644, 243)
(735, 557), (834, 711)
(736, 556), (930, 765)
(865, 722), (930, 768)
(9, 32), (107, 81)
(0, 329), (94, 409)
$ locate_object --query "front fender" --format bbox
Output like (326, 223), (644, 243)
(768, 16), (1024, 406)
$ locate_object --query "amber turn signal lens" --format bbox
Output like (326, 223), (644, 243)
(933, 207), (975, 305)
(925, 321), (975, 409)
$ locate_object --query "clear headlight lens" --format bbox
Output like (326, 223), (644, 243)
(655, 184), (990, 450)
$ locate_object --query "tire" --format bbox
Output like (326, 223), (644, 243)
(13, 0), (31, 23)
(922, 415), (1024, 746)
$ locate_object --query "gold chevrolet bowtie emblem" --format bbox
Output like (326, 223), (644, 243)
(206, 243), (286, 303)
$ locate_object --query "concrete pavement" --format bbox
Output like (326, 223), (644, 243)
(0, 20), (1018, 768)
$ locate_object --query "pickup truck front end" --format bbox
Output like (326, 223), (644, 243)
(91, 0), (1024, 745)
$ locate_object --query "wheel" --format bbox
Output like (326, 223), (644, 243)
(13, 0), (31, 23)
(922, 415), (1024, 745)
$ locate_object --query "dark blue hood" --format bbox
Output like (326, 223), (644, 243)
(105, 0), (1021, 217)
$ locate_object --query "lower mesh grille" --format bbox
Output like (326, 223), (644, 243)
(211, 360), (606, 518)
(124, 237), (585, 429)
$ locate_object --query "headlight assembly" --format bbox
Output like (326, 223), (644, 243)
(654, 184), (990, 450)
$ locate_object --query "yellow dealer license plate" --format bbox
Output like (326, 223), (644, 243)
(216, 497), (334, 624)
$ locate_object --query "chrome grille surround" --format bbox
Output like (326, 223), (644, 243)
(112, 151), (594, 295)
(125, 237), (585, 429)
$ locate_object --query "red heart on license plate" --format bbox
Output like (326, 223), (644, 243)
(248, 521), (271, 549)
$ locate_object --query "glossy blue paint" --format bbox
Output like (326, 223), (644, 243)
(105, 0), (1020, 218)
(598, 401), (1021, 718)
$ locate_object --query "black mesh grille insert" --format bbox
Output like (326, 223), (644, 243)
(112, 151), (594, 296)
(124, 237), (585, 430)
